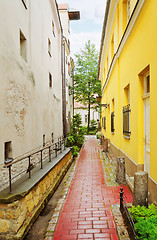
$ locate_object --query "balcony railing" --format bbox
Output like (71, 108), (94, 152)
(3, 136), (66, 193)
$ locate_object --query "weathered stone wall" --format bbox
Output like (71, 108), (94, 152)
(0, 150), (72, 240)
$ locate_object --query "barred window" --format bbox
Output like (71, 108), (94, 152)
(111, 112), (115, 133)
(104, 117), (106, 130)
(123, 104), (131, 137)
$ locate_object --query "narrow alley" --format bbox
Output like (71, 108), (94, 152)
(43, 136), (133, 240)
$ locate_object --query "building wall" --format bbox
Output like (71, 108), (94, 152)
(99, 0), (157, 203)
(0, 0), (63, 190)
(74, 108), (99, 127)
(59, 6), (74, 133)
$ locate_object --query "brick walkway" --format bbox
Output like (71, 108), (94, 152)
(52, 137), (132, 240)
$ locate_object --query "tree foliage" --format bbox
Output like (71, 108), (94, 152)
(71, 40), (101, 132)
(73, 40), (101, 104)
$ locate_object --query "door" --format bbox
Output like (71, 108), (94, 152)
(143, 72), (150, 174)
(144, 96), (150, 174)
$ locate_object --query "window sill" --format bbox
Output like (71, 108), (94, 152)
(123, 135), (130, 140)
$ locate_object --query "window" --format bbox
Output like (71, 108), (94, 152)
(4, 141), (12, 163)
(85, 115), (87, 123)
(111, 112), (115, 133)
(48, 38), (51, 57)
(20, 30), (27, 61)
(52, 21), (55, 37)
(43, 135), (46, 146)
(144, 73), (150, 94)
(127, 0), (131, 23)
(123, 0), (130, 31)
(21, 0), (27, 9)
(107, 57), (109, 73)
(123, 104), (131, 137)
(49, 73), (52, 88)
(111, 34), (114, 60)
(68, 63), (70, 75)
(103, 117), (106, 130)
(51, 133), (54, 143)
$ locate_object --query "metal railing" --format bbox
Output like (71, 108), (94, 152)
(120, 187), (137, 240)
(4, 136), (66, 193)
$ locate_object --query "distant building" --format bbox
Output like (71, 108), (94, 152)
(58, 4), (80, 135)
(74, 102), (99, 127)
(0, 0), (63, 190)
(98, 0), (157, 204)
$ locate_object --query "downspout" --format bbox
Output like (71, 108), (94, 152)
(62, 37), (67, 137)
(56, 1), (66, 138)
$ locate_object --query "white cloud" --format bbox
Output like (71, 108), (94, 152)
(70, 31), (101, 57)
(57, 0), (106, 56)
(57, 0), (106, 24)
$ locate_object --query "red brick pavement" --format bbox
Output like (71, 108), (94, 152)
(53, 137), (133, 240)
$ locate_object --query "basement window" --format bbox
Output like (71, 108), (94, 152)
(49, 73), (53, 88)
(43, 135), (46, 147)
(4, 141), (12, 163)
(52, 21), (55, 37)
(48, 38), (52, 57)
(20, 30), (27, 61)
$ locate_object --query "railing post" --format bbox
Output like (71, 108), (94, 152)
(55, 143), (57, 157)
(8, 165), (12, 193)
(120, 187), (124, 209)
(41, 150), (43, 169)
(64, 137), (65, 150)
(49, 146), (51, 162)
(60, 137), (62, 153)
(28, 156), (31, 178)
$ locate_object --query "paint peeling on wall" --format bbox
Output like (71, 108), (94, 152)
(6, 81), (30, 136)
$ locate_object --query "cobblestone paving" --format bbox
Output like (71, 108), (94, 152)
(100, 150), (118, 186)
(45, 136), (133, 240)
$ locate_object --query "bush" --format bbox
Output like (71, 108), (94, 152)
(96, 132), (101, 139)
(72, 146), (80, 157)
(129, 204), (157, 239)
(65, 113), (85, 156)
(89, 119), (97, 132)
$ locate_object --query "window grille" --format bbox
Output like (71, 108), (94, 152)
(111, 112), (115, 133)
(104, 116), (106, 130)
(123, 104), (131, 137)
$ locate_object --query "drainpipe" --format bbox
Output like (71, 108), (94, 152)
(62, 36), (66, 138)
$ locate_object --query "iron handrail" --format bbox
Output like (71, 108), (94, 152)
(120, 187), (137, 240)
(3, 136), (66, 193)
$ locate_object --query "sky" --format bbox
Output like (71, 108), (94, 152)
(57, 0), (107, 57)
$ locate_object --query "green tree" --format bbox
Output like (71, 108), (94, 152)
(72, 40), (101, 133)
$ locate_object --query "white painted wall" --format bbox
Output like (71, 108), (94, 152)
(0, 0), (63, 189)
(59, 6), (74, 132)
(74, 108), (99, 126)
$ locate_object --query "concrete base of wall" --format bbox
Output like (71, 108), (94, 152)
(110, 142), (144, 176)
(0, 148), (73, 240)
(110, 142), (157, 205)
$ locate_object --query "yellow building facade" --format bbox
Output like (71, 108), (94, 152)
(98, 0), (157, 204)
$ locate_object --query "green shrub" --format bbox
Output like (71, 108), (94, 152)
(89, 119), (97, 132)
(96, 132), (101, 139)
(65, 113), (85, 156)
(129, 204), (157, 239)
(72, 145), (80, 157)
